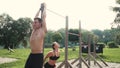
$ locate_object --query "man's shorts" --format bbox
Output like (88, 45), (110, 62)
(44, 62), (55, 68)
(25, 53), (43, 68)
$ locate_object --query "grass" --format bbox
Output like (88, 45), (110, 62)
(0, 48), (120, 68)
(102, 48), (120, 63)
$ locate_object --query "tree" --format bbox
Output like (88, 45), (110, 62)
(91, 29), (103, 42)
(112, 0), (120, 28)
(0, 13), (32, 49)
(103, 29), (113, 44)
(57, 28), (65, 46)
(0, 13), (14, 48)
(81, 29), (92, 44)
(15, 18), (32, 48)
(93, 34), (99, 44)
(44, 30), (54, 44)
(52, 32), (63, 43)
(69, 29), (79, 43)
(116, 34), (120, 44)
(112, 0), (120, 45)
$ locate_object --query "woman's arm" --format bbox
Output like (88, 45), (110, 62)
(44, 52), (51, 63)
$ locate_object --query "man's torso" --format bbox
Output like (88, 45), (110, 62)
(30, 28), (45, 53)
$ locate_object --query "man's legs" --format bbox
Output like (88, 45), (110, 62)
(32, 53), (43, 68)
(25, 54), (32, 68)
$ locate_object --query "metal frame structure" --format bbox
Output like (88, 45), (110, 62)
(58, 17), (90, 68)
(82, 35), (108, 68)
(71, 21), (90, 68)
(92, 38), (108, 66)
(45, 5), (108, 68)
(58, 16), (73, 68)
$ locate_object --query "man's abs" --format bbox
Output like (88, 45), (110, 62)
(30, 38), (44, 53)
(31, 45), (43, 53)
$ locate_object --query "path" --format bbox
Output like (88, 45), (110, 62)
(0, 57), (120, 68)
(56, 59), (120, 68)
(0, 57), (17, 64)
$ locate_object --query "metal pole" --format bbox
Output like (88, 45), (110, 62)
(79, 20), (82, 68)
(88, 35), (91, 66)
(93, 40), (96, 65)
(65, 16), (68, 68)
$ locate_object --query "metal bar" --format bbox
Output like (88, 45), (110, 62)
(88, 35), (91, 66)
(65, 16), (69, 68)
(71, 20), (91, 68)
(85, 56), (89, 61)
(81, 57), (90, 68)
(46, 8), (65, 18)
(79, 20), (82, 68)
(89, 54), (103, 68)
(57, 16), (73, 68)
(71, 58), (79, 64)
(67, 61), (73, 68)
(68, 32), (80, 36)
(95, 54), (108, 66)
(77, 57), (90, 68)
(57, 61), (65, 68)
(93, 42), (97, 65)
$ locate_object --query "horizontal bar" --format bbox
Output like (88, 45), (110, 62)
(68, 32), (80, 36)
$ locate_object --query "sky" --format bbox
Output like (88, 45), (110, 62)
(0, 0), (118, 31)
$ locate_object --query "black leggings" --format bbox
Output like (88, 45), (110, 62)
(44, 62), (55, 68)
(25, 53), (43, 68)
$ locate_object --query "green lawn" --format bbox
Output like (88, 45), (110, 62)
(0, 48), (120, 68)
(102, 48), (120, 63)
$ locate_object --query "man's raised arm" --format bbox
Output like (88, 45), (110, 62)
(41, 3), (47, 33)
(35, 9), (40, 18)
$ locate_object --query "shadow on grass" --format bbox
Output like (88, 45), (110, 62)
(99, 55), (107, 59)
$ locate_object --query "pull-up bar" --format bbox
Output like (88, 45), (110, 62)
(47, 8), (65, 18)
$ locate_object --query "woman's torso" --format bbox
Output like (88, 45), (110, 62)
(48, 51), (60, 65)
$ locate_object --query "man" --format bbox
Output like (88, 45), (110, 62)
(25, 3), (47, 68)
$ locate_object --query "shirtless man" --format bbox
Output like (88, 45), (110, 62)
(25, 3), (47, 68)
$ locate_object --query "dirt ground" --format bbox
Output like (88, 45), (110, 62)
(0, 57), (17, 64)
(0, 57), (120, 68)
(56, 59), (120, 68)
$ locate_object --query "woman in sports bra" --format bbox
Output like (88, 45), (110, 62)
(44, 42), (60, 68)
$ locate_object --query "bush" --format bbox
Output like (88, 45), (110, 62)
(97, 43), (106, 48)
(72, 46), (76, 51)
(44, 43), (52, 48)
(107, 41), (119, 48)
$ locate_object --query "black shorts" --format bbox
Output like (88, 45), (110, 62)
(44, 62), (55, 68)
(25, 53), (43, 68)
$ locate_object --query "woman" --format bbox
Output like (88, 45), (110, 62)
(44, 42), (60, 68)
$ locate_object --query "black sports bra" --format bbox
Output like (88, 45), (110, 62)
(49, 56), (60, 60)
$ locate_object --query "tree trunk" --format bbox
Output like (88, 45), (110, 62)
(4, 44), (9, 49)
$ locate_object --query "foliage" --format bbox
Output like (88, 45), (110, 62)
(69, 29), (79, 43)
(81, 29), (92, 44)
(111, 0), (120, 45)
(107, 41), (119, 48)
(44, 30), (54, 44)
(91, 29), (103, 42)
(103, 29), (113, 44)
(115, 33), (120, 44)
(0, 13), (32, 49)
(52, 32), (63, 43)
(97, 42), (106, 48)
(57, 28), (65, 47)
